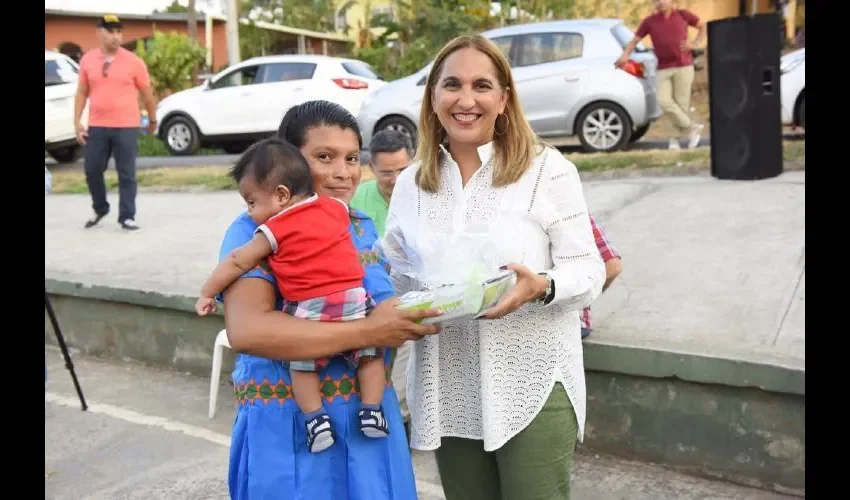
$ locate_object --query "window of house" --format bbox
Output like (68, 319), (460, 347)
(371, 4), (394, 19)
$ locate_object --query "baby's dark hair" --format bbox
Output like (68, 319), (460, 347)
(228, 138), (313, 196)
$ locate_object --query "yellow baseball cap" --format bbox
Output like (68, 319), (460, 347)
(97, 14), (123, 30)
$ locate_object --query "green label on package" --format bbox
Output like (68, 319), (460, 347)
(396, 270), (516, 325)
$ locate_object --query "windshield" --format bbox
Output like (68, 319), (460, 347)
(343, 61), (381, 80)
(45, 57), (79, 86)
(611, 23), (649, 52)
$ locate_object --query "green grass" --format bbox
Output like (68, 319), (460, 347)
(570, 141), (805, 172)
(137, 134), (222, 157)
(45, 134), (223, 160)
(48, 141), (805, 194)
(50, 165), (237, 194)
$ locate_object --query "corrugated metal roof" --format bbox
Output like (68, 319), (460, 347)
(44, 8), (352, 43)
(243, 19), (352, 43)
(44, 8), (226, 23)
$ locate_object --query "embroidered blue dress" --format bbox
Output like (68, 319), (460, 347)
(220, 208), (416, 500)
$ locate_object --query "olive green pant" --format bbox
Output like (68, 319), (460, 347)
(434, 383), (578, 500)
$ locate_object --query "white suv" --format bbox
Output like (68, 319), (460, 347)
(780, 48), (805, 130)
(154, 54), (386, 155)
(45, 50), (88, 163)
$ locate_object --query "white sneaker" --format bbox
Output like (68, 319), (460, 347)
(687, 124), (705, 149)
(668, 138), (681, 150)
(305, 414), (335, 453)
(120, 219), (140, 231)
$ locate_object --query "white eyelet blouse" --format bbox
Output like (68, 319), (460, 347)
(382, 141), (607, 452)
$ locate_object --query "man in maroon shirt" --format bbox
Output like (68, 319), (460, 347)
(616, 0), (706, 150)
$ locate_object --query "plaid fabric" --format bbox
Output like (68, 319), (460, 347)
(581, 215), (622, 331)
(285, 287), (380, 371)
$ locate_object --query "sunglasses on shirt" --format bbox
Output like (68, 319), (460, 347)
(102, 59), (112, 78)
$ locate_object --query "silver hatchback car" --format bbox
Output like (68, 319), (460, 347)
(357, 19), (661, 153)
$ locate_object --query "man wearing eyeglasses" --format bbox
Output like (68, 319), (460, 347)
(351, 129), (413, 238)
(74, 14), (157, 231)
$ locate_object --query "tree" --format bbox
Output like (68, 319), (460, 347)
(240, 0), (335, 32)
(237, 0), (337, 59)
(136, 31), (207, 97)
(159, 0), (189, 13)
(357, 0), (499, 81)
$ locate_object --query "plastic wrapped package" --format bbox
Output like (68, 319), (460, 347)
(375, 218), (522, 325)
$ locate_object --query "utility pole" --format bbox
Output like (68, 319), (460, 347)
(226, 0), (241, 66)
(188, 0), (198, 83)
(205, 2), (213, 71)
(188, 0), (198, 39)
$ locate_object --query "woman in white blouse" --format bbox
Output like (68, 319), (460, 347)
(383, 34), (607, 499)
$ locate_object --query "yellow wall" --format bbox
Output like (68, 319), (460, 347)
(570, 0), (774, 27)
(569, 0), (778, 46)
(337, 0), (791, 47)
(336, 0), (395, 46)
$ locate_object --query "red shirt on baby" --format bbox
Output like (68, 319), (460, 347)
(256, 194), (364, 302)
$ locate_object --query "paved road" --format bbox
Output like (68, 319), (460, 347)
(44, 347), (797, 500)
(44, 133), (805, 170)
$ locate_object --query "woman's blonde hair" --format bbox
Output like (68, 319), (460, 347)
(415, 35), (540, 193)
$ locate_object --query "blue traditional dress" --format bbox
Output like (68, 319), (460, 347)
(220, 208), (417, 500)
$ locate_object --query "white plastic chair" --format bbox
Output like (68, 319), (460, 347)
(208, 329), (231, 419)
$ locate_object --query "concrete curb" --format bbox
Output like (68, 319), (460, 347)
(46, 278), (804, 397)
(45, 278), (805, 493)
(584, 341), (804, 396)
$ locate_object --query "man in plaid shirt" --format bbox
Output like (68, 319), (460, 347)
(582, 215), (623, 338)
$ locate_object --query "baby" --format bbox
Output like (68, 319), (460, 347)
(195, 138), (389, 453)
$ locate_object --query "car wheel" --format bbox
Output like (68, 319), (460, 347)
(575, 102), (633, 153)
(797, 95), (805, 129)
(376, 116), (418, 150)
(163, 116), (200, 156)
(47, 145), (81, 163)
(629, 123), (651, 143)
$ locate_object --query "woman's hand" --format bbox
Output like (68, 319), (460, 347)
(363, 298), (443, 348)
(480, 263), (549, 320)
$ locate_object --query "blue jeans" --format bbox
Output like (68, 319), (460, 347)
(84, 127), (139, 223)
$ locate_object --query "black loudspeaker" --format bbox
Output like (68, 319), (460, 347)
(707, 14), (783, 180)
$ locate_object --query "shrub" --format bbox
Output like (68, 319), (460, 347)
(136, 31), (207, 97)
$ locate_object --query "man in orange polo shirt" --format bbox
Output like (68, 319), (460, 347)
(74, 14), (157, 231)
